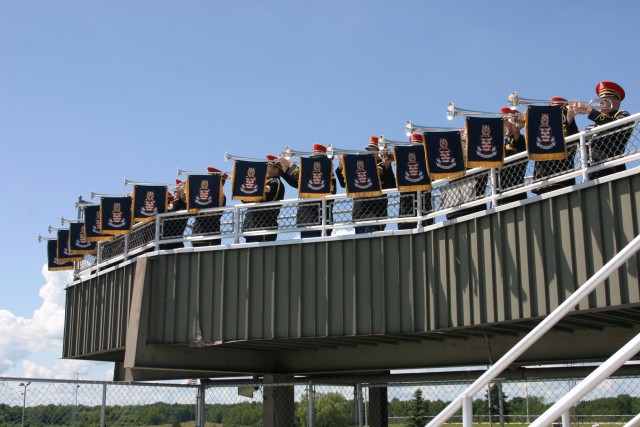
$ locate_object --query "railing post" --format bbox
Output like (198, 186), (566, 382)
(562, 411), (570, 427)
(154, 215), (161, 251)
(320, 198), (327, 237)
(100, 383), (107, 427)
(234, 206), (241, 244)
(96, 242), (102, 274)
(579, 132), (589, 182)
(489, 168), (498, 208)
(354, 383), (364, 427)
(123, 235), (130, 260)
(417, 190), (424, 232)
(307, 382), (314, 427)
(462, 395), (473, 427)
(196, 384), (204, 427)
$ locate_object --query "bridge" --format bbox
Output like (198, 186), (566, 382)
(62, 115), (640, 424)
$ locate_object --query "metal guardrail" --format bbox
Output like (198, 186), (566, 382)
(75, 113), (640, 276)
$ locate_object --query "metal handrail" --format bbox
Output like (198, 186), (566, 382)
(530, 332), (640, 427)
(426, 232), (640, 427)
(73, 113), (640, 276)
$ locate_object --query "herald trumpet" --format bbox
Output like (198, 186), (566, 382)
(224, 152), (265, 162)
(405, 120), (462, 137)
(76, 200), (99, 208)
(377, 136), (411, 150)
(177, 168), (231, 176)
(507, 92), (613, 110)
(123, 178), (171, 186)
(446, 102), (519, 121)
(75, 198), (98, 208)
(48, 225), (65, 233)
(177, 168), (205, 176)
(38, 235), (56, 243)
(91, 191), (129, 199)
(282, 146), (332, 160)
(325, 144), (385, 159)
(61, 217), (82, 225)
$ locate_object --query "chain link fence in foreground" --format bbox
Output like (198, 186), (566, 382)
(1, 373), (639, 426)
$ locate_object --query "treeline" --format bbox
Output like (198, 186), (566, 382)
(390, 389), (640, 425)
(0, 392), (638, 426)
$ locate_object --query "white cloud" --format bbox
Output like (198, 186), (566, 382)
(0, 266), (70, 375)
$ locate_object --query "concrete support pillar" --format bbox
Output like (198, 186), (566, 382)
(369, 386), (388, 427)
(263, 375), (294, 427)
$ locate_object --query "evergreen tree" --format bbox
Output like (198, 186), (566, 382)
(486, 383), (509, 424)
(408, 388), (426, 427)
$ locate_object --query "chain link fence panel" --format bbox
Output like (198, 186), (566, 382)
(3, 373), (638, 426)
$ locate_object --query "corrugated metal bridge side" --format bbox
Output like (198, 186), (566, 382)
(64, 174), (640, 381)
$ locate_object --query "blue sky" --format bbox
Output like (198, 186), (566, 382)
(1, 0), (639, 380)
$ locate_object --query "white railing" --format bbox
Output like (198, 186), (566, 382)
(426, 232), (640, 427)
(75, 113), (640, 275)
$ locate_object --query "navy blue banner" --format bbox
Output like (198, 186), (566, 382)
(298, 156), (334, 198)
(100, 196), (133, 235)
(133, 185), (168, 222)
(339, 154), (382, 198)
(525, 105), (567, 161)
(57, 229), (83, 263)
(47, 240), (73, 271)
(69, 222), (97, 255)
(231, 160), (268, 202)
(466, 117), (505, 168)
(424, 130), (466, 179)
(83, 205), (113, 242)
(186, 174), (224, 213)
(394, 144), (431, 191)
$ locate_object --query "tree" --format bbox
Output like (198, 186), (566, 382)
(486, 383), (510, 424)
(408, 388), (427, 427)
(296, 392), (352, 427)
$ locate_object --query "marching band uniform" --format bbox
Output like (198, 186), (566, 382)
(336, 137), (396, 234)
(280, 144), (337, 238)
(243, 155), (285, 243)
(585, 81), (631, 179)
(498, 107), (528, 206)
(192, 167), (227, 247)
(398, 133), (433, 229)
(532, 97), (580, 194)
(160, 179), (188, 250)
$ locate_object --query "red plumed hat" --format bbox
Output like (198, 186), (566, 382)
(596, 81), (625, 101)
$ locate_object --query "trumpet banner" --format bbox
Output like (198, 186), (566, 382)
(525, 105), (567, 161)
(186, 174), (224, 213)
(298, 156), (334, 198)
(339, 154), (382, 198)
(466, 117), (506, 168)
(47, 240), (73, 271)
(57, 229), (83, 263)
(83, 205), (114, 242)
(99, 196), (133, 236)
(69, 222), (97, 255)
(132, 185), (169, 222)
(231, 160), (268, 202)
(424, 130), (466, 180)
(393, 144), (431, 192)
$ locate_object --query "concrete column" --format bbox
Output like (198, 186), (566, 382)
(369, 386), (388, 427)
(263, 375), (294, 427)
